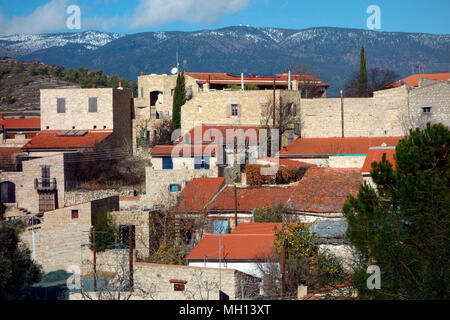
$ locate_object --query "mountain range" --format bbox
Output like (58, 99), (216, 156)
(1, 27), (449, 96)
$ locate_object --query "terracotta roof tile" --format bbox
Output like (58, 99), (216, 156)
(361, 148), (396, 173)
(22, 131), (112, 150)
(187, 233), (276, 261)
(385, 73), (449, 88)
(0, 117), (40, 129)
(177, 177), (226, 212)
(279, 137), (403, 156)
(185, 72), (328, 87)
(150, 144), (217, 157)
(288, 167), (363, 213)
(205, 185), (294, 212)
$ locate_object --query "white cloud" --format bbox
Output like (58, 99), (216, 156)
(131, 0), (250, 29)
(0, 0), (69, 36)
(0, 0), (250, 36)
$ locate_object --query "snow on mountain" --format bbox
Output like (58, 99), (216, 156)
(0, 30), (124, 57)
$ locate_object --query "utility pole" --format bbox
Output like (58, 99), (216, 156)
(340, 89), (344, 138)
(273, 79), (276, 128)
(129, 225), (134, 290)
(234, 184), (238, 229)
(92, 227), (97, 292)
(31, 216), (36, 262)
(281, 210), (286, 299)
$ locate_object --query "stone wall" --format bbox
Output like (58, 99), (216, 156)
(180, 89), (301, 130)
(408, 80), (450, 129)
(144, 166), (218, 206)
(300, 87), (409, 138)
(64, 187), (137, 208)
(20, 196), (119, 273)
(109, 210), (150, 260)
(134, 263), (260, 300)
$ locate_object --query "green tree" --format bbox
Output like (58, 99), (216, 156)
(343, 123), (450, 300)
(90, 212), (117, 253)
(254, 204), (284, 222)
(28, 63), (38, 76)
(358, 45), (368, 97)
(0, 220), (43, 300)
(270, 223), (347, 295)
(172, 69), (186, 130)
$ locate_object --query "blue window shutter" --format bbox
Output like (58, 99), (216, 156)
(213, 220), (229, 234)
(204, 157), (210, 169)
(162, 157), (173, 170)
(194, 157), (201, 170)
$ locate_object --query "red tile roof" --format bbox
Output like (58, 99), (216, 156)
(185, 72), (329, 87)
(0, 117), (40, 129)
(231, 222), (304, 235)
(177, 177), (226, 212)
(150, 144), (217, 157)
(205, 185), (294, 212)
(361, 148), (396, 173)
(0, 147), (24, 162)
(260, 158), (316, 168)
(385, 73), (449, 89)
(187, 233), (276, 261)
(177, 124), (263, 144)
(288, 167), (362, 213)
(278, 137), (403, 156)
(21, 131), (112, 150)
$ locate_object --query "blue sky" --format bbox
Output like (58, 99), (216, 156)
(0, 0), (449, 36)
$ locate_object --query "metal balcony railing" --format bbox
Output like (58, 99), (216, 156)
(34, 178), (57, 191)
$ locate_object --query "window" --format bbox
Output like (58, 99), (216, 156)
(41, 165), (50, 187)
(198, 106), (202, 114)
(194, 157), (210, 170)
(171, 89), (174, 96)
(231, 104), (239, 116)
(422, 107), (432, 114)
(119, 225), (135, 249)
(141, 87), (144, 98)
(46, 126), (50, 130)
(93, 125), (97, 129)
(71, 210), (79, 219)
(213, 220), (229, 234)
(169, 184), (182, 192)
(88, 97), (98, 113)
(170, 280), (187, 291)
(57, 98), (66, 113)
(162, 157), (173, 170)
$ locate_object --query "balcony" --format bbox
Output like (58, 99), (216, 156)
(34, 178), (57, 191)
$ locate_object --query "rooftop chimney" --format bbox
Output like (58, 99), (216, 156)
(92, 84), (95, 88)
(140, 72), (144, 76)
(118, 82), (123, 90)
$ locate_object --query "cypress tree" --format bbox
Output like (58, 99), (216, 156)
(358, 45), (368, 97)
(172, 69), (186, 130)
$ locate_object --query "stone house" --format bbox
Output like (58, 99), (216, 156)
(176, 167), (363, 232)
(407, 78), (450, 129)
(187, 221), (352, 281)
(277, 136), (403, 168)
(19, 196), (119, 273)
(132, 72), (305, 154)
(0, 87), (133, 217)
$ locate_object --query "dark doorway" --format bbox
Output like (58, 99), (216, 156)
(0, 181), (15, 203)
(150, 91), (162, 107)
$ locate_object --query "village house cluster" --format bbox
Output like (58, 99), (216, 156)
(0, 70), (448, 300)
